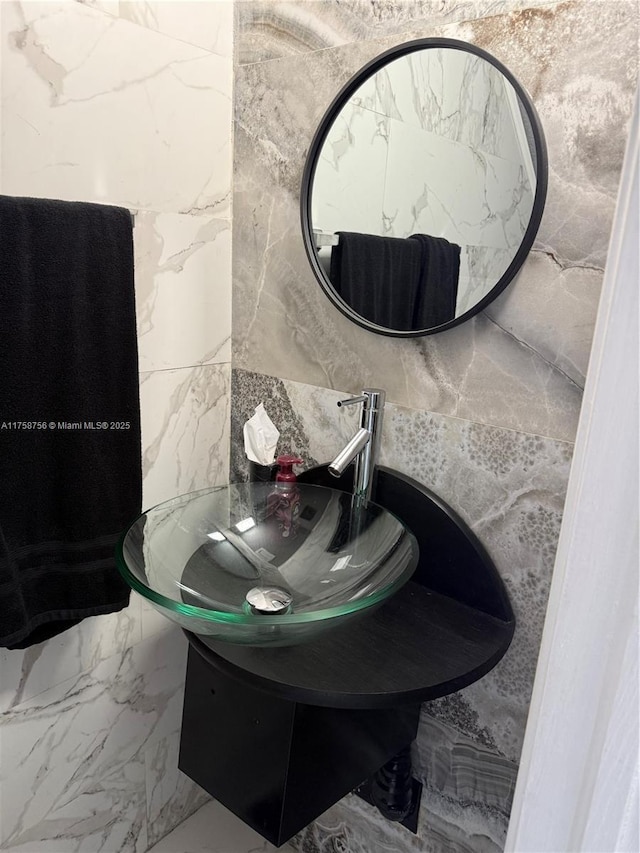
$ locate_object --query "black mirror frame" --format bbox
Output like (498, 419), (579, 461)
(300, 37), (548, 338)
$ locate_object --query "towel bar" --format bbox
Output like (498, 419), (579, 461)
(313, 229), (339, 249)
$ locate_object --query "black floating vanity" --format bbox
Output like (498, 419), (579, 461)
(178, 466), (515, 847)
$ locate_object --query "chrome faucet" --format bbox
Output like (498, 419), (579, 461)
(328, 389), (386, 503)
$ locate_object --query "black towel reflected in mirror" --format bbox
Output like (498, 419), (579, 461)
(329, 232), (461, 331)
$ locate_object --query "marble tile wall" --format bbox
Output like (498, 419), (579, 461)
(233, 0), (638, 443)
(231, 1), (638, 851)
(0, 1), (233, 849)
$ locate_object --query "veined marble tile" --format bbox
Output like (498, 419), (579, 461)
(76, 0), (120, 14)
(1, 1), (232, 215)
(354, 46), (527, 164)
(291, 789), (506, 853)
(0, 627), (188, 851)
(457, 245), (515, 316)
(236, 0), (560, 65)
(140, 363), (231, 509)
(135, 212), (231, 372)
(0, 599), (142, 715)
(414, 791), (507, 853)
(0, 758), (148, 853)
(145, 730), (210, 849)
(312, 102), (389, 237)
(485, 249), (602, 388)
(414, 712), (517, 813)
(440, 1), (639, 270)
(146, 798), (292, 853)
(79, 2), (234, 57)
(383, 117), (533, 247)
(380, 402), (573, 761)
(115, 1), (234, 56)
(139, 595), (178, 641)
(230, 368), (360, 482)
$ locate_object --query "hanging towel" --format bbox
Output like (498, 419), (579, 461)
(0, 195), (142, 649)
(329, 232), (424, 330)
(409, 233), (461, 328)
(329, 231), (461, 330)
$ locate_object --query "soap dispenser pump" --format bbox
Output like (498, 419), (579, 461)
(275, 455), (302, 485)
(267, 455), (303, 538)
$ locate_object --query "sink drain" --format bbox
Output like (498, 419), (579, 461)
(245, 587), (293, 615)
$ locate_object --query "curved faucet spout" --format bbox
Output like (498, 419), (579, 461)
(328, 428), (370, 478)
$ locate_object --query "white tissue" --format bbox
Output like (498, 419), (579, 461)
(243, 403), (280, 465)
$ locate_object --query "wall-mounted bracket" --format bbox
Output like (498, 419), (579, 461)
(353, 744), (423, 834)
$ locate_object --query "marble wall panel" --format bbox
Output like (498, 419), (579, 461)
(138, 361), (232, 643)
(380, 404), (572, 761)
(144, 730), (210, 849)
(312, 102), (389, 237)
(0, 627), (188, 852)
(92, 1), (235, 57)
(291, 789), (508, 853)
(232, 1), (638, 443)
(0, 603), (141, 715)
(140, 363), (231, 507)
(1, 1), (232, 216)
(1, 1), (234, 849)
(350, 47), (526, 162)
(135, 212), (232, 372)
(235, 0), (560, 65)
(413, 712), (518, 815)
(382, 119), (532, 246)
(231, 357), (360, 483)
(485, 251), (602, 388)
(146, 799), (293, 853)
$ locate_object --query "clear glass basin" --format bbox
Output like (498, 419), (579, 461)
(116, 481), (418, 646)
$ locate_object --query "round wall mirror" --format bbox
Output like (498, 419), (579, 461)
(301, 38), (548, 337)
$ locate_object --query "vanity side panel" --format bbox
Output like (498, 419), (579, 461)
(181, 642), (421, 847)
(283, 703), (421, 842)
(179, 645), (295, 846)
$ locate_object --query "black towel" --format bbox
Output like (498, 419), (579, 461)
(0, 196), (142, 649)
(329, 231), (461, 330)
(330, 232), (423, 330)
(409, 233), (461, 328)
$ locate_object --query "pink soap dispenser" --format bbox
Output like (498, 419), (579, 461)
(267, 454), (303, 538)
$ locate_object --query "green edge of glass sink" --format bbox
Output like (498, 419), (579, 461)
(116, 481), (419, 647)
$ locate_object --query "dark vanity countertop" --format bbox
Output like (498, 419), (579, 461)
(186, 580), (514, 710)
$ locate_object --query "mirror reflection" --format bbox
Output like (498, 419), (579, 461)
(306, 42), (544, 334)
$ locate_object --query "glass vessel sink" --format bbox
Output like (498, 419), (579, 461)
(116, 481), (418, 647)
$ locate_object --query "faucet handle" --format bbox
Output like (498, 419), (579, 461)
(337, 395), (367, 408)
(337, 389), (386, 410)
